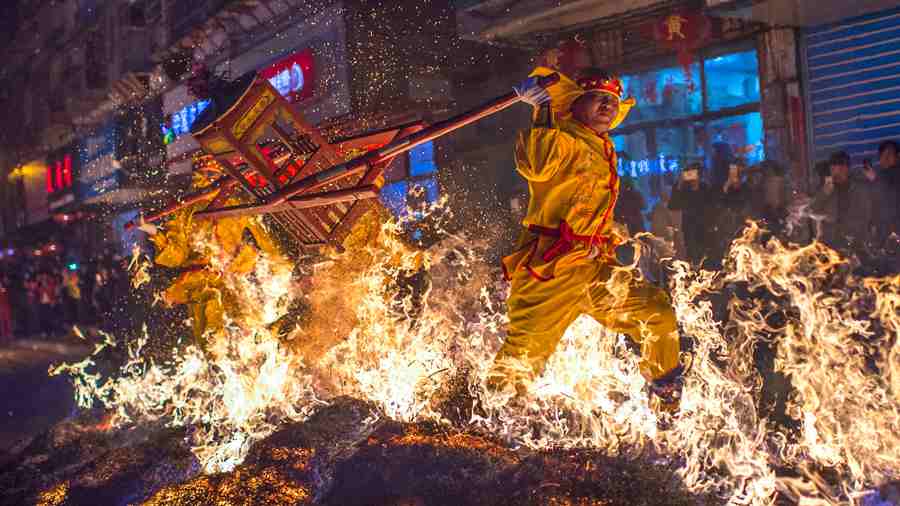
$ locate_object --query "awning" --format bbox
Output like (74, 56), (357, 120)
(706, 0), (900, 27)
(457, 0), (682, 42)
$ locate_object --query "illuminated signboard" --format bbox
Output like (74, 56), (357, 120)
(47, 154), (74, 195)
(47, 151), (80, 210)
(259, 48), (315, 103)
(82, 123), (117, 164)
(162, 49), (314, 143)
(163, 99), (211, 143)
(617, 154), (683, 178)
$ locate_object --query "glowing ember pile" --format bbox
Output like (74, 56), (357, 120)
(34, 203), (900, 504)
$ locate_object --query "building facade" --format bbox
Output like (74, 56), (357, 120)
(801, 5), (900, 178)
(155, 0), (457, 222)
(455, 0), (808, 209)
(0, 0), (182, 259)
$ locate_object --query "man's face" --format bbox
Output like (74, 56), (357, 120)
(571, 92), (619, 133)
(830, 163), (849, 184)
(879, 146), (898, 169)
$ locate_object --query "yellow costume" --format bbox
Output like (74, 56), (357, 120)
(150, 171), (288, 346)
(493, 68), (680, 392)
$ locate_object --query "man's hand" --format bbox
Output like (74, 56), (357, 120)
(864, 159), (877, 182)
(823, 176), (835, 196)
(679, 170), (699, 190)
(514, 77), (551, 107)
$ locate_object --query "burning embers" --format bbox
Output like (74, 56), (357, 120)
(45, 204), (900, 505)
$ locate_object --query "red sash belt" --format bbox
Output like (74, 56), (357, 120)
(527, 220), (612, 262)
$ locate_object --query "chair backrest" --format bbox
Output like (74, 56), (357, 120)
(191, 75), (414, 251)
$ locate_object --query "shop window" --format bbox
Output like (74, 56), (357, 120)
(706, 112), (765, 167)
(380, 180), (410, 217)
(620, 64), (701, 126)
(380, 176), (439, 219)
(704, 51), (760, 111)
(408, 141), (437, 176)
(613, 130), (650, 176)
(656, 123), (706, 171)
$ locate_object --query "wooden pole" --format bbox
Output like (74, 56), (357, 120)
(192, 185), (381, 221)
(266, 73), (560, 206)
(123, 176), (238, 230)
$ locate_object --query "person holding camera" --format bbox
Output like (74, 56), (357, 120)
(668, 163), (721, 269)
(811, 151), (876, 261)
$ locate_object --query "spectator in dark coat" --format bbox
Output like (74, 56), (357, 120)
(811, 151), (877, 259)
(668, 164), (720, 269)
(710, 162), (755, 264)
(875, 141), (900, 240)
(616, 177), (647, 236)
(710, 141), (736, 193)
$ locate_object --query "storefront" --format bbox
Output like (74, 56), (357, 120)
(456, 0), (800, 222)
(802, 4), (900, 172)
(46, 145), (80, 213)
(613, 41), (764, 210)
(161, 1), (443, 221)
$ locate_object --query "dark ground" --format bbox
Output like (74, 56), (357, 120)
(0, 396), (710, 506)
(0, 338), (87, 457)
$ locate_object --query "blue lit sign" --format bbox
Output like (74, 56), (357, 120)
(163, 99), (211, 141)
(79, 170), (124, 200)
(617, 154), (682, 178)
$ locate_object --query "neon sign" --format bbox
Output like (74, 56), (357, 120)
(46, 154), (74, 194)
(617, 153), (682, 178)
(267, 62), (304, 97)
(164, 99), (212, 142)
(258, 48), (314, 103)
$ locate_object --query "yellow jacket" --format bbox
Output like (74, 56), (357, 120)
(503, 118), (620, 281)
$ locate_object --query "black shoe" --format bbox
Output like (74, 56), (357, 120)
(649, 364), (685, 415)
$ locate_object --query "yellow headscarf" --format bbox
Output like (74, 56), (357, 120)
(529, 66), (635, 130)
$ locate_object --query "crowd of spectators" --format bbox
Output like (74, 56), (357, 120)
(612, 140), (900, 281)
(607, 139), (900, 426)
(0, 251), (131, 343)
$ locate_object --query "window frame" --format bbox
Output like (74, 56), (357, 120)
(380, 140), (440, 218)
(612, 40), (763, 183)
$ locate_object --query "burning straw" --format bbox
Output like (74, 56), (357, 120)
(50, 205), (900, 504)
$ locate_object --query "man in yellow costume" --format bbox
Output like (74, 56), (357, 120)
(491, 67), (684, 409)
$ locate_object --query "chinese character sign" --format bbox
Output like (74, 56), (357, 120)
(665, 15), (688, 41)
(643, 11), (714, 80)
(617, 154), (683, 178)
(653, 12), (712, 49)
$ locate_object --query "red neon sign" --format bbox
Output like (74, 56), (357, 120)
(258, 48), (315, 103)
(46, 154), (74, 194)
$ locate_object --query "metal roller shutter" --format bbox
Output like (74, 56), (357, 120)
(804, 6), (900, 166)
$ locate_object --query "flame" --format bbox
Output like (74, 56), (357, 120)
(51, 197), (900, 503)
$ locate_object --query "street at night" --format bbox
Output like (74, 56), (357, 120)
(1, 1), (900, 505)
(0, 338), (87, 454)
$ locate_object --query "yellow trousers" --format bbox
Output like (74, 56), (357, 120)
(492, 260), (680, 392)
